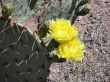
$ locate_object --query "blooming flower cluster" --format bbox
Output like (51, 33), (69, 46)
(49, 19), (78, 43)
(56, 38), (85, 61)
(48, 18), (85, 61)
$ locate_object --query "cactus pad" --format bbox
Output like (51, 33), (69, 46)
(0, 20), (50, 82)
(1, 0), (89, 25)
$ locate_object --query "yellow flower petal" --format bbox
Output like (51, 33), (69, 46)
(48, 18), (78, 43)
(55, 38), (85, 61)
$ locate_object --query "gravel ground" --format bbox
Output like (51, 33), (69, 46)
(47, 0), (110, 82)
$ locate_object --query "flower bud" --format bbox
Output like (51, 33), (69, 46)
(79, 3), (91, 16)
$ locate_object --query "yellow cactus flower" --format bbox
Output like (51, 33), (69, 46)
(48, 18), (78, 43)
(55, 38), (85, 61)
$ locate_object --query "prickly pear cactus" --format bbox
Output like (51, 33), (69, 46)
(0, 0), (90, 82)
(1, 0), (43, 24)
(1, 0), (89, 25)
(0, 20), (50, 82)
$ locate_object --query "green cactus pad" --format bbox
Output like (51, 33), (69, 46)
(1, 0), (43, 24)
(0, 20), (50, 82)
(1, 0), (89, 25)
(2, 0), (68, 24)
